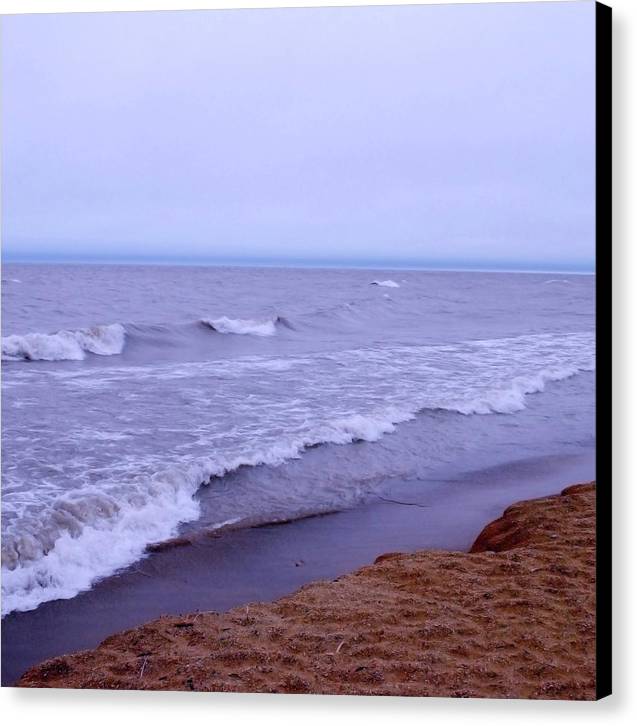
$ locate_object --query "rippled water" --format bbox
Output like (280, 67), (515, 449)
(1, 264), (595, 615)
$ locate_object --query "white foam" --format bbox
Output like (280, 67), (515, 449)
(327, 410), (413, 443)
(371, 279), (400, 288)
(203, 316), (277, 336)
(0, 404), (416, 615)
(1, 465), (201, 615)
(1, 323), (126, 362)
(445, 363), (593, 415)
(1, 331), (595, 616)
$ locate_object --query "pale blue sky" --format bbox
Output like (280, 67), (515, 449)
(1, 2), (596, 270)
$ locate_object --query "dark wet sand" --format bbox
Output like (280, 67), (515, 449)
(1, 450), (594, 686)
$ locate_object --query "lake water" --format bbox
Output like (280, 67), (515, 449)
(1, 264), (595, 615)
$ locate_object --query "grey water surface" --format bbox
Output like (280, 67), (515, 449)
(1, 264), (595, 616)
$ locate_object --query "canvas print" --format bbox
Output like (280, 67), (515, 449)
(1, 1), (610, 699)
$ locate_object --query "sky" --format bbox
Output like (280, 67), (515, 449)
(1, 2), (596, 271)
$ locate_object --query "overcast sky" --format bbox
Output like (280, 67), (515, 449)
(1, 2), (595, 270)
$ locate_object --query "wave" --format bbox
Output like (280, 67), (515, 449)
(0, 348), (594, 616)
(1, 324), (126, 362)
(3, 314), (296, 363)
(0, 406), (412, 616)
(200, 315), (291, 337)
(370, 279), (400, 288)
(443, 363), (592, 415)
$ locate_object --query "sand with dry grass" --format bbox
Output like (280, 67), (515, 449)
(18, 483), (596, 699)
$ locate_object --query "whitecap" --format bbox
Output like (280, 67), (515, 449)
(2, 323), (126, 362)
(370, 279), (400, 288)
(201, 316), (277, 337)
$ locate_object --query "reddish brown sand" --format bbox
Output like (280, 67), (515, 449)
(18, 483), (596, 699)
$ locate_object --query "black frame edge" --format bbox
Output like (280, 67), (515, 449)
(595, 0), (612, 702)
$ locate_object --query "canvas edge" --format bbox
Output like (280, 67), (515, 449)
(595, 0), (612, 703)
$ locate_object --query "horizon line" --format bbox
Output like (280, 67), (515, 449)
(1, 256), (595, 275)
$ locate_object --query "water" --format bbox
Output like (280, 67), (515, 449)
(1, 264), (595, 616)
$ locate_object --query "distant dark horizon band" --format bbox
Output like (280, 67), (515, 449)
(2, 255), (595, 274)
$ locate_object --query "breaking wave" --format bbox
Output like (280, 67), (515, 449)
(1, 344), (594, 616)
(2, 314), (297, 363)
(200, 316), (289, 337)
(1, 324), (126, 362)
(444, 364), (592, 415)
(370, 279), (400, 288)
(1, 406), (412, 615)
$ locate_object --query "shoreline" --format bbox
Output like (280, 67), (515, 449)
(1, 450), (594, 686)
(16, 481), (597, 698)
(1, 451), (595, 687)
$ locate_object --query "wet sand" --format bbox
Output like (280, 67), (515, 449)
(17, 482), (597, 698)
(2, 450), (594, 688)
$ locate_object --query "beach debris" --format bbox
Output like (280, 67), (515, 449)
(326, 639), (347, 657)
(377, 495), (429, 508)
(139, 655), (149, 681)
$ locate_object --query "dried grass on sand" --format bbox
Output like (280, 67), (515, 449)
(19, 483), (596, 699)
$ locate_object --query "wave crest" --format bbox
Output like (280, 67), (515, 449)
(2, 324), (126, 362)
(200, 316), (279, 336)
(445, 364), (593, 415)
(370, 279), (400, 288)
(0, 407), (412, 615)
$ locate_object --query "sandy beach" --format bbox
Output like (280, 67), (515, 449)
(17, 481), (596, 699)
(1, 452), (594, 686)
